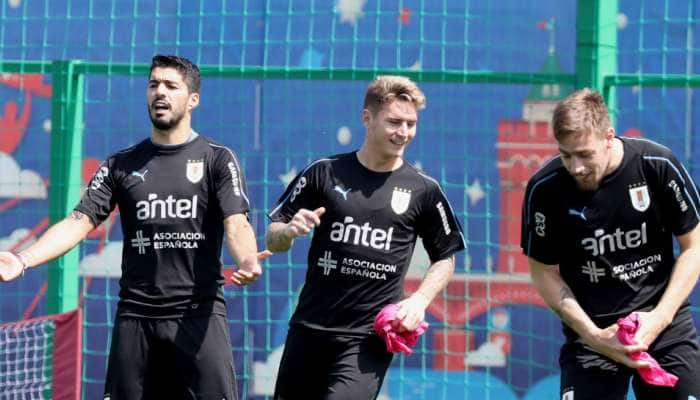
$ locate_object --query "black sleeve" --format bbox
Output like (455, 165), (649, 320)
(212, 147), (250, 218)
(267, 162), (323, 223)
(649, 150), (700, 236)
(415, 183), (466, 263)
(521, 175), (561, 265)
(74, 159), (117, 227)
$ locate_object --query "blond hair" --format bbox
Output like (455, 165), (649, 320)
(363, 75), (426, 115)
(552, 88), (611, 141)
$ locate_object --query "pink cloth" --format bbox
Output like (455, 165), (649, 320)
(373, 303), (428, 355)
(616, 312), (678, 387)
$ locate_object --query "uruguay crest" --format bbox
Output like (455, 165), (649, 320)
(391, 187), (411, 214)
(186, 159), (204, 183)
(629, 184), (650, 212)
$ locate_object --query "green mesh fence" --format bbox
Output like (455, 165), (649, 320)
(0, 1), (698, 399)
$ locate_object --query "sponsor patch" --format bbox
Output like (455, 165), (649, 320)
(534, 212), (546, 237)
(290, 177), (307, 202)
(227, 162), (241, 196)
(668, 180), (688, 212)
(436, 201), (452, 235)
(90, 166), (109, 190)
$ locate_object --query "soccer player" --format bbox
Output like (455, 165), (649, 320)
(0, 55), (270, 400)
(266, 75), (466, 399)
(522, 88), (700, 399)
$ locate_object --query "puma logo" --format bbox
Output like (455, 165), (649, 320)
(131, 169), (148, 182)
(333, 185), (351, 200)
(568, 207), (586, 221)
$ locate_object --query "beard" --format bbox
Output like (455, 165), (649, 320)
(577, 182), (598, 191)
(574, 175), (599, 191)
(148, 104), (185, 131)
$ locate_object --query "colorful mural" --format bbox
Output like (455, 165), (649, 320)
(0, 1), (696, 398)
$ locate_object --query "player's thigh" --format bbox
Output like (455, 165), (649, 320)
(632, 338), (700, 400)
(325, 334), (393, 400)
(170, 315), (238, 400)
(144, 333), (184, 400)
(274, 328), (329, 400)
(104, 317), (151, 400)
(560, 342), (633, 400)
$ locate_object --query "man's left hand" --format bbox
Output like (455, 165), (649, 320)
(230, 250), (273, 286)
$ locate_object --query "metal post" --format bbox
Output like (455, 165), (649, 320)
(47, 60), (84, 313)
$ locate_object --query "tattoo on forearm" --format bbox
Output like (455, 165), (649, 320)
(268, 229), (292, 250)
(70, 211), (84, 220)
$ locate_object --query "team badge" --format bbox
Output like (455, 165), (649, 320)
(390, 187), (411, 215)
(186, 159), (204, 183)
(629, 185), (650, 212)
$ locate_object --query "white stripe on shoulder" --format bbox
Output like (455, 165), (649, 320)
(416, 170), (440, 186)
(115, 143), (140, 155)
(208, 142), (250, 207)
(624, 137), (671, 152)
(521, 155), (561, 239)
(643, 156), (700, 220)
(268, 157), (337, 218)
(525, 171), (559, 220)
(416, 171), (466, 247)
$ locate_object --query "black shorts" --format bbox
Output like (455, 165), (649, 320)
(274, 326), (393, 400)
(104, 314), (237, 400)
(560, 336), (700, 400)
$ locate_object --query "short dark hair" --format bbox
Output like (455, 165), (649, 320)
(149, 54), (201, 94)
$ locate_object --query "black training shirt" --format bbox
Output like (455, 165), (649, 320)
(76, 134), (249, 318)
(269, 152), (466, 335)
(522, 137), (700, 342)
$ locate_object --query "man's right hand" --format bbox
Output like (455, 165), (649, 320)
(284, 207), (326, 239)
(0, 252), (25, 282)
(583, 324), (650, 369)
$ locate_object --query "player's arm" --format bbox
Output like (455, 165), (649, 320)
(265, 207), (326, 253)
(635, 223), (700, 347)
(397, 178), (465, 332)
(224, 213), (272, 286)
(0, 211), (95, 282)
(529, 256), (648, 368)
(395, 255), (455, 332)
(265, 222), (294, 252)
